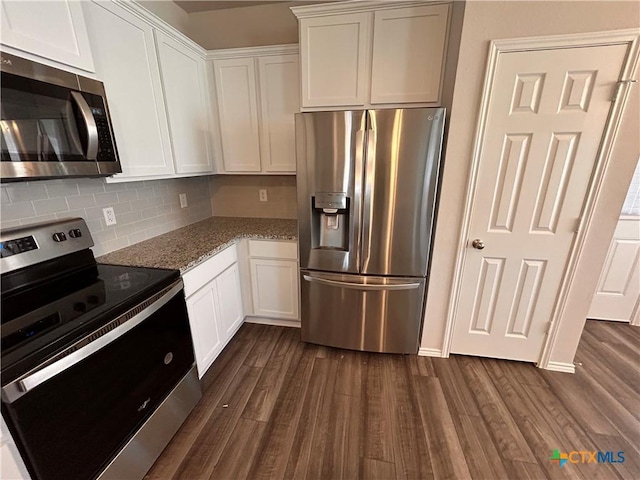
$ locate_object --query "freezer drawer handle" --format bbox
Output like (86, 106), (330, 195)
(303, 275), (420, 291)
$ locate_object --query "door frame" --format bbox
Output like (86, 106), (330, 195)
(442, 29), (640, 369)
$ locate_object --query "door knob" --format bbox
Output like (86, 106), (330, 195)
(471, 239), (485, 250)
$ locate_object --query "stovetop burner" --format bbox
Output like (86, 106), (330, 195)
(1, 262), (179, 385)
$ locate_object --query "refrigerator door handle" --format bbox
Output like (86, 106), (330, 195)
(303, 275), (420, 291)
(352, 124), (366, 271)
(360, 111), (376, 271)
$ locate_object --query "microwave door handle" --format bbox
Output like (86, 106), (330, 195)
(70, 91), (98, 160)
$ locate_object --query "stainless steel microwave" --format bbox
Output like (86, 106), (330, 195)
(0, 52), (121, 181)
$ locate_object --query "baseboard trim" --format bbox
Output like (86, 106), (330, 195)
(245, 316), (301, 328)
(544, 361), (576, 374)
(418, 347), (444, 357)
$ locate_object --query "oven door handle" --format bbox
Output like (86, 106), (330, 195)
(70, 91), (99, 160)
(1, 280), (184, 404)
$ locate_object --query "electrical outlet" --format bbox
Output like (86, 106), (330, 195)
(179, 193), (188, 208)
(259, 189), (268, 202)
(103, 207), (117, 226)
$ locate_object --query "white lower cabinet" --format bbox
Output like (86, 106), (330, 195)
(249, 258), (299, 319)
(247, 240), (300, 320)
(183, 245), (243, 378)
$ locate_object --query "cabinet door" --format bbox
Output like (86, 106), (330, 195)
(250, 258), (299, 320)
(1, 0), (94, 72)
(83, 1), (174, 177)
(370, 4), (449, 104)
(156, 31), (212, 174)
(214, 263), (245, 338)
(186, 279), (222, 378)
(258, 54), (300, 173)
(213, 57), (262, 172)
(299, 13), (372, 107)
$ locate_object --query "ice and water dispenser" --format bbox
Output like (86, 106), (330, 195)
(311, 192), (349, 251)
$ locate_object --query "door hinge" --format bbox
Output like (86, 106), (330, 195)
(612, 79), (637, 102)
(545, 321), (553, 335)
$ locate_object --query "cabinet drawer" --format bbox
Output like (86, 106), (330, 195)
(183, 243), (237, 297)
(248, 240), (298, 259)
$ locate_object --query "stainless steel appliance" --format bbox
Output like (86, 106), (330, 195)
(0, 218), (200, 480)
(296, 108), (445, 354)
(0, 52), (121, 181)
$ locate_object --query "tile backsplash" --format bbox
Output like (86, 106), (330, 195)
(1, 176), (212, 257)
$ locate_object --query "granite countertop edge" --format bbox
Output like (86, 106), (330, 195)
(180, 231), (299, 273)
(96, 217), (298, 274)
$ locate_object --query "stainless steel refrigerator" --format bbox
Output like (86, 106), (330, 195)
(296, 108), (445, 354)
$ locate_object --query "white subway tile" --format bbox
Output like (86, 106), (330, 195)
(112, 202), (132, 215)
(33, 197), (69, 215)
(7, 184), (48, 203)
(67, 195), (96, 210)
(94, 192), (119, 207)
(21, 213), (58, 224)
(117, 190), (138, 202)
(46, 182), (79, 198)
(117, 211), (143, 225)
(1, 201), (36, 221)
(77, 179), (106, 195)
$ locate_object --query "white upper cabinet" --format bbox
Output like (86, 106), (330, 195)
(292, 1), (451, 109)
(370, 4), (449, 104)
(1, 0), (94, 72)
(210, 45), (300, 174)
(258, 54), (299, 173)
(156, 31), (213, 174)
(299, 13), (371, 107)
(83, 0), (174, 177)
(213, 57), (262, 172)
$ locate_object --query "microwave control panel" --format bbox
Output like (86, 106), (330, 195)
(84, 93), (118, 163)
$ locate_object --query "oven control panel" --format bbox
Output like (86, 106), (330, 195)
(0, 235), (38, 258)
(0, 218), (94, 274)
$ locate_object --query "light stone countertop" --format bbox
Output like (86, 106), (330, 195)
(96, 216), (298, 273)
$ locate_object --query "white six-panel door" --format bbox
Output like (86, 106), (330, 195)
(451, 44), (629, 362)
(588, 217), (640, 322)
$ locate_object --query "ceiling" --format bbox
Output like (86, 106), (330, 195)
(174, 1), (290, 13)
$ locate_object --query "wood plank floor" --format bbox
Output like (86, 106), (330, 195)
(145, 320), (640, 480)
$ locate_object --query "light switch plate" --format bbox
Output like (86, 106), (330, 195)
(179, 193), (188, 208)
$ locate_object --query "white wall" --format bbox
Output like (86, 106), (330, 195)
(421, 0), (640, 365)
(0, 177), (212, 257)
(139, 0), (191, 35)
(188, 2), (299, 49)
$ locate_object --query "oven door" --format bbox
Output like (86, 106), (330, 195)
(1, 281), (195, 480)
(0, 71), (120, 180)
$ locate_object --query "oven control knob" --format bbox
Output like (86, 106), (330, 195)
(164, 352), (173, 365)
(73, 302), (87, 313)
(69, 229), (82, 239)
(52, 232), (67, 242)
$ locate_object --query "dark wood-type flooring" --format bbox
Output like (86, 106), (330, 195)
(145, 320), (640, 480)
